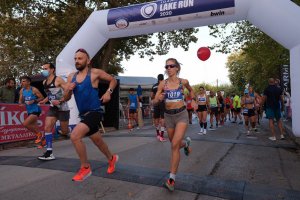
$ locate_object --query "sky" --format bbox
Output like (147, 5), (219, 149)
(120, 26), (230, 86)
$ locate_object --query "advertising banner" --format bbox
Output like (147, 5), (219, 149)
(107, 0), (235, 31)
(281, 64), (291, 94)
(0, 103), (49, 144)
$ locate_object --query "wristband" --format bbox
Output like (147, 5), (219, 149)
(107, 88), (113, 94)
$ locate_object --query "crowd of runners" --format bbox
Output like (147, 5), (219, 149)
(0, 48), (291, 192)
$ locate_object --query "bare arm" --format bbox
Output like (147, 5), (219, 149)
(32, 87), (44, 103)
(241, 96), (245, 108)
(64, 73), (76, 102)
(182, 79), (197, 110)
(56, 76), (68, 91)
(96, 69), (117, 103)
(182, 79), (195, 99)
(280, 95), (284, 111)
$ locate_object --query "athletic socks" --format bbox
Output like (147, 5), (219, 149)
(156, 126), (160, 136)
(204, 122), (207, 129)
(160, 127), (165, 137)
(45, 132), (53, 151)
(200, 122), (203, 128)
(169, 173), (176, 181)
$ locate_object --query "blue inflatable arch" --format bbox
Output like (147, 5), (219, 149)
(56, 0), (300, 136)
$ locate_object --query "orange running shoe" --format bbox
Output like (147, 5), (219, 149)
(37, 138), (46, 149)
(107, 154), (119, 174)
(72, 165), (92, 182)
(35, 132), (42, 144)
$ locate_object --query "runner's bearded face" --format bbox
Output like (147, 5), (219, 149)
(75, 52), (89, 71)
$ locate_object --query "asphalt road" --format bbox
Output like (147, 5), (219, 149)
(1, 117), (300, 200)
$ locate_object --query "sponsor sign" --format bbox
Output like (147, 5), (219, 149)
(0, 104), (49, 144)
(281, 64), (291, 94)
(107, 0), (235, 31)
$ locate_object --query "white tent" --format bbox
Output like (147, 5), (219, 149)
(56, 0), (300, 136)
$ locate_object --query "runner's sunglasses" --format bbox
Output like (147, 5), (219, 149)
(165, 64), (177, 69)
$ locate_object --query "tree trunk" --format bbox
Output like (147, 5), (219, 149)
(99, 39), (118, 71)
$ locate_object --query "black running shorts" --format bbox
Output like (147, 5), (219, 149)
(79, 111), (101, 136)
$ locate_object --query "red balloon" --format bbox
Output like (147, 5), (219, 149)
(197, 47), (211, 61)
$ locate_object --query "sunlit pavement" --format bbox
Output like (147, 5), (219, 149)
(0, 117), (299, 200)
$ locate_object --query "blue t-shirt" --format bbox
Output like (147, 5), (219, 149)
(22, 87), (41, 114)
(128, 94), (138, 109)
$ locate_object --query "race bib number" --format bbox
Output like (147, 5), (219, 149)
(130, 103), (136, 107)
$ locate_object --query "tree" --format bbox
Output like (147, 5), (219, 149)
(0, 0), (198, 83)
(208, 15), (295, 93)
(192, 82), (235, 97)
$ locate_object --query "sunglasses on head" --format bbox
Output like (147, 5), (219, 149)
(76, 48), (90, 58)
(165, 64), (177, 69)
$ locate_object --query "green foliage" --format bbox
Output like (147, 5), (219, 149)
(192, 82), (235, 97)
(0, 0), (198, 83)
(209, 20), (289, 94)
(292, 0), (300, 6)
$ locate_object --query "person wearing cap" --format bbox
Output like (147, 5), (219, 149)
(241, 88), (256, 135)
(248, 86), (262, 127)
(151, 74), (166, 141)
(153, 58), (197, 192)
(65, 48), (118, 182)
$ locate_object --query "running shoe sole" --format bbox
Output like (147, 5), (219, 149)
(38, 155), (55, 161)
(72, 171), (92, 182)
(107, 155), (119, 174)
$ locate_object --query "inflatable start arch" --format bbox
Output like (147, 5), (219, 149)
(56, 0), (300, 136)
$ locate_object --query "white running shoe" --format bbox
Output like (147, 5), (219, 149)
(38, 151), (55, 161)
(203, 129), (207, 135)
(268, 136), (276, 141)
(247, 130), (251, 136)
(200, 128), (203, 133)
